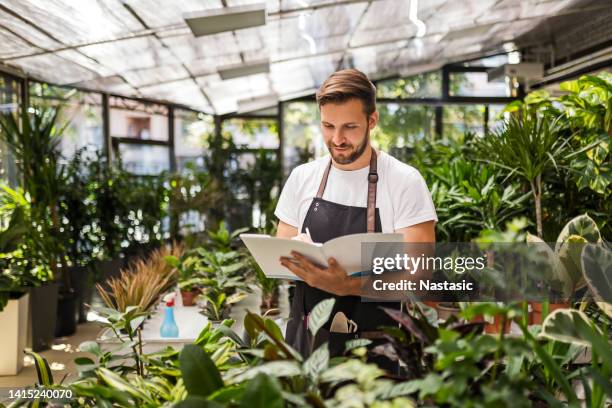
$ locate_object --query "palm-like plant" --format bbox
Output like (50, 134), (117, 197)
(428, 159), (530, 242)
(478, 112), (572, 238)
(0, 106), (67, 284)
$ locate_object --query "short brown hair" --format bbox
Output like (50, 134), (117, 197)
(316, 69), (377, 116)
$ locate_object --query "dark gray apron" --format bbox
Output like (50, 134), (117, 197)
(285, 150), (400, 371)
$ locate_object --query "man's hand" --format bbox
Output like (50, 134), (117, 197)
(279, 251), (359, 296)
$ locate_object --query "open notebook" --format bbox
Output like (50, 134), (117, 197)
(240, 232), (403, 279)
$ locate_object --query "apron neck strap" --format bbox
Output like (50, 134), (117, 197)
(366, 149), (378, 233)
(315, 149), (379, 232)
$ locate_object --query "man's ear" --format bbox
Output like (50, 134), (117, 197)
(368, 111), (379, 129)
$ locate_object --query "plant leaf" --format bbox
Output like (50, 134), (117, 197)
(307, 298), (335, 338)
(239, 373), (284, 408)
(179, 344), (224, 397)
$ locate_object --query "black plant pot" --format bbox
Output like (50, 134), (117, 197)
(55, 289), (77, 338)
(29, 282), (59, 351)
(68, 266), (93, 323)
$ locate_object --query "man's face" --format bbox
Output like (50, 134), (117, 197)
(320, 98), (378, 165)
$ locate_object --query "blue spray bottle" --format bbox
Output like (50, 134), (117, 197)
(160, 294), (179, 338)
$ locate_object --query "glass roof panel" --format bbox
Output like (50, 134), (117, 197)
(0, 0), (140, 45)
(0, 29), (40, 59)
(55, 50), (114, 78)
(0, 0), (590, 113)
(123, 0), (223, 29)
(73, 76), (138, 96)
(186, 54), (244, 77)
(0, 8), (61, 51)
(198, 73), (273, 114)
(78, 36), (176, 73)
(138, 79), (211, 112)
(161, 32), (240, 63)
(122, 64), (190, 88)
(9, 53), (98, 84)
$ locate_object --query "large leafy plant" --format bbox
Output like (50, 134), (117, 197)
(0, 105), (68, 285)
(429, 158), (530, 242)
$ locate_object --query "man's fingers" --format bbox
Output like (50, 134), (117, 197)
(280, 258), (311, 283)
(290, 252), (320, 274)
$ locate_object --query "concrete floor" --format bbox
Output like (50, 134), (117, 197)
(0, 321), (104, 395)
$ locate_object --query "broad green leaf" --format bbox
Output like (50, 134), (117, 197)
(527, 233), (573, 297)
(228, 361), (301, 384)
(344, 338), (372, 352)
(555, 214), (601, 253)
(179, 344), (224, 397)
(581, 243), (612, 317)
(97, 367), (154, 404)
(174, 396), (224, 408)
(303, 343), (329, 379)
(320, 359), (384, 384)
(556, 235), (587, 290)
(307, 298), (335, 338)
(208, 385), (245, 404)
(78, 341), (102, 356)
(239, 373), (283, 408)
(539, 309), (603, 346)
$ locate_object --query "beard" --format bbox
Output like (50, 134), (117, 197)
(327, 128), (370, 165)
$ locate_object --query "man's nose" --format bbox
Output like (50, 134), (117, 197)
(331, 129), (346, 146)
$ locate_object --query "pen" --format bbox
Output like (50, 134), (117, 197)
(305, 227), (312, 242)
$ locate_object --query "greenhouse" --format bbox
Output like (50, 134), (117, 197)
(0, 0), (610, 406)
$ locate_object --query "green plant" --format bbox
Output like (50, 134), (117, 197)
(202, 290), (247, 322)
(85, 151), (130, 260)
(166, 162), (221, 239)
(0, 105), (68, 286)
(477, 112), (574, 238)
(96, 244), (182, 312)
(59, 148), (96, 268)
(503, 73), (611, 239)
(165, 252), (201, 292)
(429, 158), (530, 242)
(0, 184), (55, 311)
(207, 221), (249, 253)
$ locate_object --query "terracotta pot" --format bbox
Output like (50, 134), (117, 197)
(435, 302), (460, 321)
(180, 289), (200, 307)
(484, 314), (511, 334)
(530, 302), (570, 325)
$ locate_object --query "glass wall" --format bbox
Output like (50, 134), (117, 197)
(174, 109), (213, 170)
(376, 72), (442, 99)
(281, 101), (324, 175)
(29, 82), (104, 162)
(0, 72), (21, 185)
(374, 103), (437, 150)
(110, 96), (170, 175)
(443, 105), (486, 140)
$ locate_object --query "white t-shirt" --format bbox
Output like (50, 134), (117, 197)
(274, 151), (438, 232)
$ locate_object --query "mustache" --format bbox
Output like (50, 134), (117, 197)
(330, 143), (353, 149)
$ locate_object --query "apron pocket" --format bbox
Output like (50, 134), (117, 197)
(315, 328), (361, 357)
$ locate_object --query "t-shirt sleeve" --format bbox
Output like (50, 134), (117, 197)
(274, 169), (300, 228)
(393, 167), (438, 230)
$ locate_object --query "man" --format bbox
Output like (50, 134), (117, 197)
(274, 69), (437, 367)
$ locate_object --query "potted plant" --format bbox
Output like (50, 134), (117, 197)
(526, 214), (602, 324)
(202, 289), (247, 323)
(196, 248), (249, 322)
(165, 252), (201, 307)
(86, 151), (130, 286)
(253, 259), (280, 315)
(478, 111), (582, 238)
(0, 105), (76, 338)
(0, 186), (33, 374)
